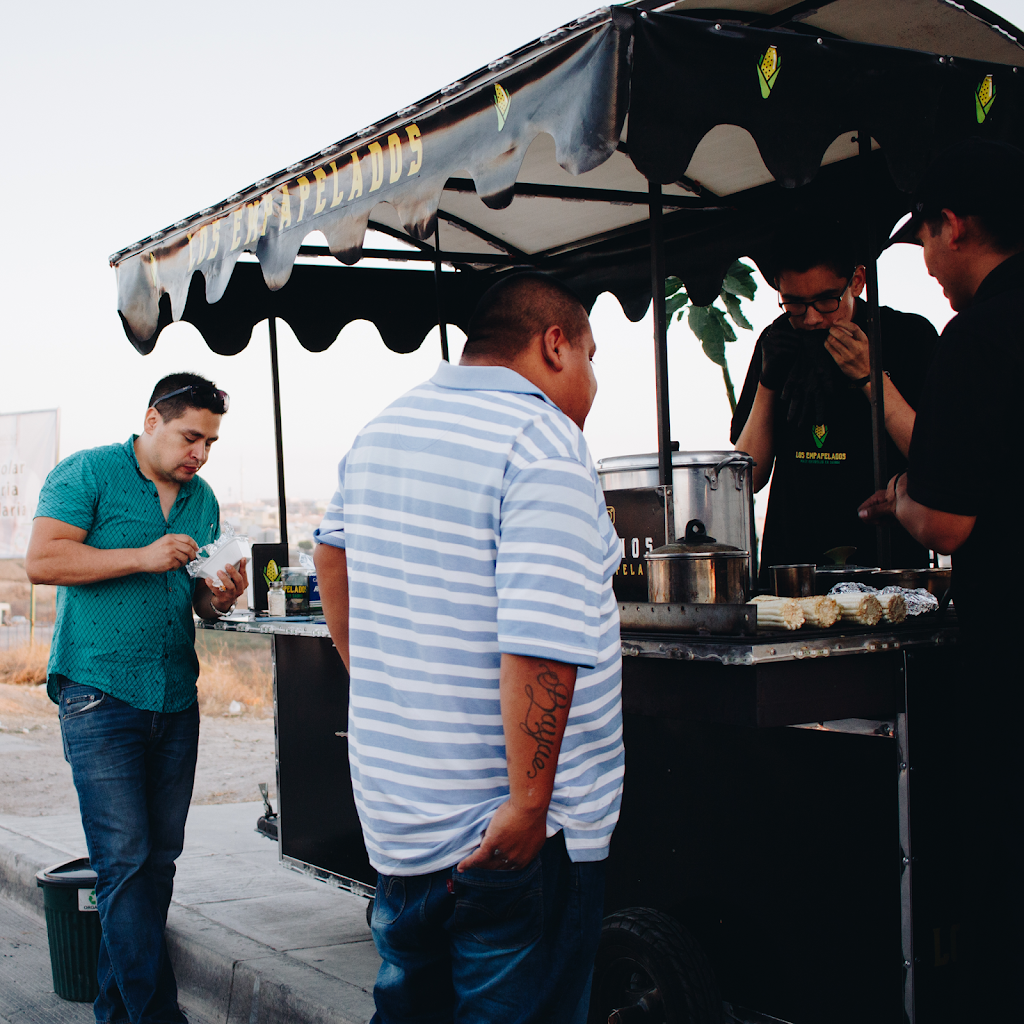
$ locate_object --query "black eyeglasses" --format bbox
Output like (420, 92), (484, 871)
(154, 385), (230, 413)
(778, 279), (851, 317)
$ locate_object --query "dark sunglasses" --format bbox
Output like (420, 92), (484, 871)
(154, 385), (230, 413)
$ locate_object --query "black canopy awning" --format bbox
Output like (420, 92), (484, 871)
(130, 261), (496, 357)
(112, 0), (1024, 355)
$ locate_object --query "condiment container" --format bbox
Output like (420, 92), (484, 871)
(307, 570), (322, 613)
(282, 567), (309, 615)
(267, 580), (286, 617)
(645, 519), (749, 604)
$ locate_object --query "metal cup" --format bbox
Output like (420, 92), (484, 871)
(770, 563), (816, 598)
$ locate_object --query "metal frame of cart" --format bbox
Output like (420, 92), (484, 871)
(117, 4), (1024, 1021)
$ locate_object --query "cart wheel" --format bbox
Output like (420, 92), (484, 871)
(365, 898), (374, 929)
(588, 908), (723, 1024)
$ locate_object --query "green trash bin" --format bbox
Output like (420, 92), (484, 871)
(35, 857), (102, 1002)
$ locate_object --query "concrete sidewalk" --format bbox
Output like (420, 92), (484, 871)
(0, 803), (378, 1024)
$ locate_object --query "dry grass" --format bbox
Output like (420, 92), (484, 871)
(0, 641), (272, 718)
(196, 651), (273, 718)
(0, 644), (50, 686)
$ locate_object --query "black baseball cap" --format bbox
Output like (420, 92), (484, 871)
(887, 138), (1024, 247)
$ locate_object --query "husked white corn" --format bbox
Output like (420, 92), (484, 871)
(877, 592), (907, 624)
(832, 592), (882, 626)
(796, 596), (841, 628)
(749, 596), (805, 630)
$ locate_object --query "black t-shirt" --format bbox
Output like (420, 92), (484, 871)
(907, 251), (1024, 638)
(732, 300), (938, 579)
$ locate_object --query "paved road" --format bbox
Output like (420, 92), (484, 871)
(0, 895), (215, 1024)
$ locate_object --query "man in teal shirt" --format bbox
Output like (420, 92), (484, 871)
(26, 373), (247, 1024)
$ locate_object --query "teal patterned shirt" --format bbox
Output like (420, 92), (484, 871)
(36, 436), (220, 712)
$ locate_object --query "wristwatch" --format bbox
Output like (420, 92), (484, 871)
(851, 370), (890, 389)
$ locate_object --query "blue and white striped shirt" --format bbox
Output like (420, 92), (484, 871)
(315, 362), (624, 875)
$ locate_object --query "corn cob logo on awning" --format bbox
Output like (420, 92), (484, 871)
(757, 45), (781, 99)
(494, 82), (512, 131)
(976, 74), (996, 123)
(812, 423), (829, 449)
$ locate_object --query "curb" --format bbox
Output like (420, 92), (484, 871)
(0, 824), (372, 1024)
(0, 824), (52, 916)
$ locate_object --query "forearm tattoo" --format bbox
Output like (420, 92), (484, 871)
(520, 662), (571, 779)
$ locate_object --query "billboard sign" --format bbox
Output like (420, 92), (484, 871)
(0, 409), (59, 559)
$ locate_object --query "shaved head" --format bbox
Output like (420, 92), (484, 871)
(463, 273), (591, 361)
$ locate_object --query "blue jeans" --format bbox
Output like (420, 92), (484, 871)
(370, 831), (605, 1024)
(57, 679), (199, 1024)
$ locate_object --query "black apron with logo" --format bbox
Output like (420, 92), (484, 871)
(732, 303), (936, 581)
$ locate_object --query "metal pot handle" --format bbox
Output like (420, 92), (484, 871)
(705, 453), (750, 491)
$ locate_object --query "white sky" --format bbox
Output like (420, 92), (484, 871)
(2, 1), (1019, 504)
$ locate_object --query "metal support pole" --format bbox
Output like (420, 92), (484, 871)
(860, 129), (890, 567)
(896, 653), (916, 1024)
(268, 316), (289, 554)
(649, 181), (672, 494)
(434, 222), (450, 363)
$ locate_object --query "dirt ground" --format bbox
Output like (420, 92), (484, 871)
(0, 682), (277, 816)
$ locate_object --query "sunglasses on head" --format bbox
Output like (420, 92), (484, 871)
(154, 385), (230, 413)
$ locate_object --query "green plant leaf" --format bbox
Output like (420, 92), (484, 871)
(722, 290), (753, 330)
(688, 305), (732, 366)
(666, 291), (689, 319)
(665, 275), (685, 298)
(721, 260), (757, 299)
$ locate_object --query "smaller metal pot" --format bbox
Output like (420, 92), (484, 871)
(646, 519), (749, 604)
(871, 568), (952, 597)
(770, 564), (816, 598)
(814, 566), (879, 595)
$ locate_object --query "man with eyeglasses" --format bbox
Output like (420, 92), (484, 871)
(26, 373), (245, 1024)
(732, 224), (938, 580)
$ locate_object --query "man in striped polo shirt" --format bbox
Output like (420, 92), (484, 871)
(315, 273), (623, 1024)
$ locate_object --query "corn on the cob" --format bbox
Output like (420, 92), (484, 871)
(760, 46), (779, 80)
(877, 592), (907, 624)
(832, 592), (882, 626)
(796, 596), (840, 628)
(978, 74), (994, 108)
(749, 596), (805, 630)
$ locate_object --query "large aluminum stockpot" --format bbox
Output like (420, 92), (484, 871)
(597, 451), (757, 601)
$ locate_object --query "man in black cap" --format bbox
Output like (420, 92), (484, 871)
(860, 137), (1024, 1017)
(731, 224), (937, 582)
(859, 139), (1023, 639)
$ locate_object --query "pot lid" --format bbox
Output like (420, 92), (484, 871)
(647, 519), (745, 556)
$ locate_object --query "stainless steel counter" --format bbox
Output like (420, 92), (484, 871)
(197, 614), (331, 639)
(198, 611), (958, 667)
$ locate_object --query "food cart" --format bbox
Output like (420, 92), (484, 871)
(110, 3), (1024, 1021)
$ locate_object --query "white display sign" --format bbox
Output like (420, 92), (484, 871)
(0, 409), (59, 559)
